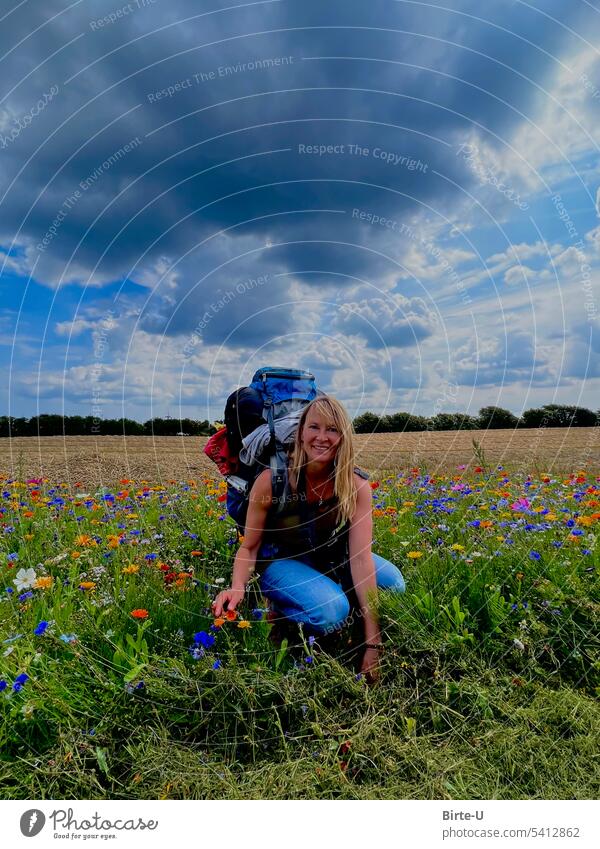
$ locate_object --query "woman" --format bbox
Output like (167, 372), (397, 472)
(212, 395), (405, 681)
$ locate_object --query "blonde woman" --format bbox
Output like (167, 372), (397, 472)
(213, 395), (405, 681)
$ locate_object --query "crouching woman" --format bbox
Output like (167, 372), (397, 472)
(213, 395), (405, 681)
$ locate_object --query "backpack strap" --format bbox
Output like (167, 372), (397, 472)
(354, 466), (370, 480)
(270, 452), (288, 515)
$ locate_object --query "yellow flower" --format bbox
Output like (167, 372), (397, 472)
(34, 576), (53, 589)
(237, 620), (251, 629)
(71, 551), (81, 559)
(121, 564), (140, 575)
(451, 543), (465, 551)
(407, 551), (423, 559)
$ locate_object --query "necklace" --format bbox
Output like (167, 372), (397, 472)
(306, 475), (334, 507)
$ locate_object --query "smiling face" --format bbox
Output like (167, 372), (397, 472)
(301, 407), (343, 466)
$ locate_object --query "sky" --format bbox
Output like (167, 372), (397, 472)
(0, 0), (599, 423)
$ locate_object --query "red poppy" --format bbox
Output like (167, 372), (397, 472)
(131, 609), (149, 619)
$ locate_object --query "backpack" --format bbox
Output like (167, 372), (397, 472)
(204, 367), (318, 530)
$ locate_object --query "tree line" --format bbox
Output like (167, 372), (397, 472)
(1, 404), (598, 438)
(352, 404), (600, 433)
(0, 415), (215, 437)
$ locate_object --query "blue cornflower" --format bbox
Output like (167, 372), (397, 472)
(0, 680), (7, 691)
(552, 541), (562, 548)
(308, 635), (316, 646)
(468, 520), (480, 527)
(212, 659), (222, 670)
(566, 519), (575, 528)
(34, 620), (49, 636)
(144, 553), (158, 561)
(134, 681), (145, 690)
(304, 656), (314, 664)
(18, 591), (34, 601)
(571, 529), (584, 536)
(582, 549), (591, 555)
(59, 633), (78, 643)
(5, 587), (13, 594)
(529, 550), (541, 560)
(193, 631), (215, 649)
(15, 673), (29, 685)
(252, 608), (265, 620)
(7, 552), (18, 561)
(189, 645), (204, 660)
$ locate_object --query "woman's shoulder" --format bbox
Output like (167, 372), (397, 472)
(353, 468), (370, 488)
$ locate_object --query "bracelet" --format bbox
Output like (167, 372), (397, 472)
(365, 642), (383, 650)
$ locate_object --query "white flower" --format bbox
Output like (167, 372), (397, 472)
(513, 638), (525, 652)
(13, 567), (37, 591)
(3, 646), (14, 657)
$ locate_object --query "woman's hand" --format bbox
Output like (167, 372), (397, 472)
(360, 646), (381, 685)
(212, 588), (245, 618)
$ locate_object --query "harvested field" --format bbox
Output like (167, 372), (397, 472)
(0, 427), (598, 487)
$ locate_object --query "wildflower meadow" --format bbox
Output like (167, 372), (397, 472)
(1, 467), (598, 799)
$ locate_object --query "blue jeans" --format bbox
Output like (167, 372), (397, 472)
(259, 553), (405, 636)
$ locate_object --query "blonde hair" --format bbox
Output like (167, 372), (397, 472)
(290, 395), (357, 526)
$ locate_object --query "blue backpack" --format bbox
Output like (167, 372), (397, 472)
(223, 367), (318, 530)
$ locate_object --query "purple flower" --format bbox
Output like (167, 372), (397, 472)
(18, 591), (34, 601)
(304, 656), (314, 664)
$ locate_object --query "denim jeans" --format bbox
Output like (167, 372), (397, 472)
(258, 553), (405, 636)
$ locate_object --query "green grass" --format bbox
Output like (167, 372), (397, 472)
(0, 471), (599, 799)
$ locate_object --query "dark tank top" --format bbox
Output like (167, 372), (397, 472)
(259, 468), (350, 572)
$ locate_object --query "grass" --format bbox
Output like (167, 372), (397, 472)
(0, 468), (599, 799)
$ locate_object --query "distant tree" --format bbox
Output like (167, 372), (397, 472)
(477, 406), (519, 429)
(429, 412), (478, 431)
(521, 404), (598, 428)
(383, 411), (429, 432)
(352, 412), (385, 433)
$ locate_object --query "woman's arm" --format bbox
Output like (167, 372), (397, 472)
(212, 469), (272, 617)
(348, 475), (382, 682)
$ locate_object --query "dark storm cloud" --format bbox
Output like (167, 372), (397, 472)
(0, 0), (590, 347)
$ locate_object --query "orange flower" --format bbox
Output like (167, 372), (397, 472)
(79, 581), (96, 590)
(71, 551), (81, 559)
(34, 576), (53, 589)
(190, 550), (203, 557)
(213, 617), (225, 628)
(122, 564), (140, 575)
(237, 619), (251, 629)
(131, 608), (149, 619)
(75, 534), (96, 547)
(23, 510), (34, 518)
(480, 520), (493, 528)
(225, 609), (237, 621)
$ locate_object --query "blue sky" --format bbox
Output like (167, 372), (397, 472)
(1, 0), (599, 422)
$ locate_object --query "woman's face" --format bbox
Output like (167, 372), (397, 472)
(301, 408), (342, 465)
